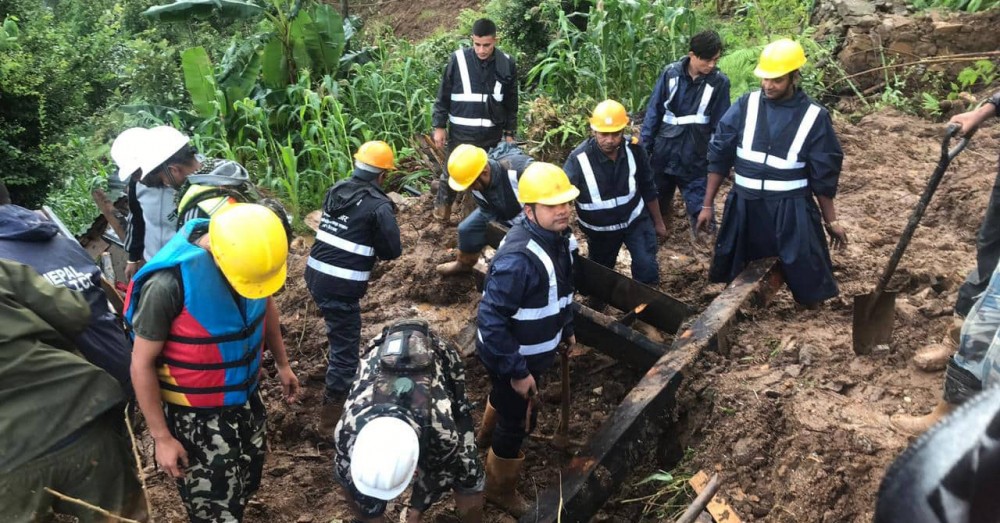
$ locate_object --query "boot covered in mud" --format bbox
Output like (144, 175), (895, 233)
(436, 250), (481, 277)
(432, 201), (453, 224)
(475, 399), (497, 448)
(890, 400), (955, 435)
(485, 449), (531, 517)
(319, 393), (348, 438)
(913, 315), (964, 371)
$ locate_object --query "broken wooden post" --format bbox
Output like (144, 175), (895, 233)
(91, 189), (127, 242)
(522, 258), (782, 523)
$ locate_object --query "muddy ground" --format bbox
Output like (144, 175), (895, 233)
(138, 106), (1000, 522)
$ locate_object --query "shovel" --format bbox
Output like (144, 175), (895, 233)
(853, 124), (969, 354)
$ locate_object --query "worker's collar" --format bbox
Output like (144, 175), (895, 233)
(473, 49), (496, 65)
(762, 87), (806, 107)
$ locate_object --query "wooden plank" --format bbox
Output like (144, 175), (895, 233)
(521, 258), (781, 523)
(690, 471), (742, 523)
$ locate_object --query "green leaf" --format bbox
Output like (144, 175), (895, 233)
(218, 41), (262, 105)
(289, 10), (315, 73)
(261, 36), (290, 89)
(181, 46), (222, 118)
(307, 4), (346, 74)
(957, 66), (979, 88)
(636, 471), (674, 485)
(143, 0), (265, 22)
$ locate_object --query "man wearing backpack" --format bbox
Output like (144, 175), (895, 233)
(431, 18), (519, 224)
(306, 141), (403, 434)
(124, 126), (290, 278)
(437, 142), (530, 276)
(334, 318), (483, 523)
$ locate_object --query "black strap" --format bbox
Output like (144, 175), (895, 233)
(166, 313), (265, 345)
(159, 344), (259, 370)
(159, 373), (257, 395)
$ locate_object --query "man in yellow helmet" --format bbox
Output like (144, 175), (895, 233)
(436, 142), (533, 276)
(564, 100), (668, 286)
(125, 203), (300, 522)
(475, 162), (579, 516)
(696, 39), (848, 306)
(306, 141), (403, 434)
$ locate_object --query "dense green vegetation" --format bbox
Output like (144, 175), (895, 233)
(0, 0), (995, 234)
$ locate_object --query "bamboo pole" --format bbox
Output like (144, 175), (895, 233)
(125, 406), (156, 522)
(43, 488), (143, 523)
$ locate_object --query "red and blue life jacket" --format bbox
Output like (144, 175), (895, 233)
(124, 219), (266, 408)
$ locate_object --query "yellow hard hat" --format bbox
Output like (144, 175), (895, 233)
(354, 141), (396, 171)
(209, 203), (289, 299)
(754, 39), (807, 79)
(447, 144), (488, 191)
(589, 99), (629, 133)
(517, 162), (580, 205)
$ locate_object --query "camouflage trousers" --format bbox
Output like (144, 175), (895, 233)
(163, 392), (266, 523)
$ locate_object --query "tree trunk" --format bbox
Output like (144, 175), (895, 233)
(0, 179), (11, 205)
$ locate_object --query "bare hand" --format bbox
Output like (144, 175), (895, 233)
(277, 365), (300, 404)
(510, 374), (537, 400)
(505, 134), (515, 144)
(433, 128), (447, 151)
(154, 435), (189, 479)
(826, 222), (848, 250)
(695, 207), (713, 234)
(948, 104), (993, 138)
(654, 220), (668, 241)
(124, 261), (144, 281)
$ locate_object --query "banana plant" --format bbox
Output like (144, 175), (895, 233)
(145, 0), (347, 90)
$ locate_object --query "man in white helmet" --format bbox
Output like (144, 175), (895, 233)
(121, 126), (288, 280)
(334, 318), (483, 522)
(111, 126), (170, 282)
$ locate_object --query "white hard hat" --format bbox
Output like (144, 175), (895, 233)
(111, 127), (150, 182)
(139, 125), (191, 181)
(350, 417), (419, 500)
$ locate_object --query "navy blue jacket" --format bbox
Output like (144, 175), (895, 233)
(433, 47), (518, 144)
(472, 152), (530, 223)
(641, 57), (731, 179)
(708, 89), (842, 199)
(477, 216), (575, 379)
(564, 137), (657, 234)
(0, 205), (132, 388)
(305, 172), (402, 300)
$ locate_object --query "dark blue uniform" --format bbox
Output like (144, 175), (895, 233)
(459, 144), (531, 252)
(641, 57), (731, 227)
(707, 89), (843, 305)
(0, 205), (132, 390)
(477, 215), (575, 458)
(955, 91), (1000, 316)
(433, 47), (518, 207)
(306, 172), (402, 399)
(564, 137), (660, 284)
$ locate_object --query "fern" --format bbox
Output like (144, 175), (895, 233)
(719, 46), (763, 99)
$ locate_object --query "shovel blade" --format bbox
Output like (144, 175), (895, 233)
(853, 291), (897, 355)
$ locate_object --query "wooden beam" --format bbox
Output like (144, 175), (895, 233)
(572, 302), (667, 369)
(522, 258), (782, 523)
